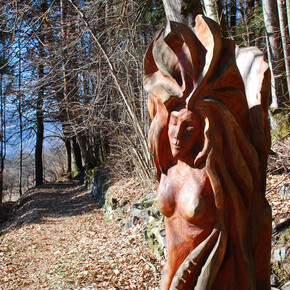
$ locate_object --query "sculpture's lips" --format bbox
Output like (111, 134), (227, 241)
(172, 139), (183, 150)
(173, 144), (182, 150)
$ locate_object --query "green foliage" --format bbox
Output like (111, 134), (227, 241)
(145, 215), (165, 259)
(84, 168), (95, 189)
(74, 166), (80, 177)
(272, 228), (290, 287)
(181, 0), (203, 19)
(234, 6), (265, 50)
(143, 0), (166, 35)
(271, 110), (290, 141)
(272, 261), (289, 287)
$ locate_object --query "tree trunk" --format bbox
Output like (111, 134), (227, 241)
(72, 136), (82, 172)
(18, 38), (23, 195)
(35, 74), (44, 186)
(246, 0), (256, 45)
(35, 0), (47, 186)
(277, 0), (290, 102)
(65, 138), (72, 175)
(162, 0), (228, 35)
(203, 0), (219, 23)
(0, 75), (4, 204)
(18, 96), (23, 194)
(69, 0), (153, 179)
(286, 0), (290, 36)
(230, 0), (237, 35)
(162, 0), (203, 27)
(263, 0), (287, 107)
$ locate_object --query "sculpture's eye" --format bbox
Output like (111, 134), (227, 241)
(170, 116), (178, 126)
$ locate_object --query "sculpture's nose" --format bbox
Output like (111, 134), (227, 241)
(174, 125), (182, 139)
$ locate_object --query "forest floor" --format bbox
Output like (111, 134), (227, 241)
(0, 136), (289, 289)
(0, 180), (162, 289)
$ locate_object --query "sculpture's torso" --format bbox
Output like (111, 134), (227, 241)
(157, 164), (216, 288)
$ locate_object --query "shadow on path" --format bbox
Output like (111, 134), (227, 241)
(0, 180), (98, 234)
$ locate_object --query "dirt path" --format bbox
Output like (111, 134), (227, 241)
(0, 180), (162, 289)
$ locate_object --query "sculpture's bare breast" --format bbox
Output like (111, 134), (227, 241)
(157, 166), (215, 225)
(157, 166), (216, 288)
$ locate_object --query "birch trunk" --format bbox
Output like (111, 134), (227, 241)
(286, 0), (290, 36)
(162, 0), (203, 27)
(263, 0), (287, 107)
(277, 0), (290, 102)
(203, 0), (219, 23)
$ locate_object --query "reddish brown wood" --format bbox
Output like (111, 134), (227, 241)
(144, 15), (272, 290)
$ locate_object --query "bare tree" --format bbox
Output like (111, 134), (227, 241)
(277, 0), (290, 99)
(263, 0), (288, 107)
(162, 0), (203, 26)
(0, 76), (5, 203)
(203, 0), (220, 23)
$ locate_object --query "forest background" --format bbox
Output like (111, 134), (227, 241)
(0, 0), (289, 203)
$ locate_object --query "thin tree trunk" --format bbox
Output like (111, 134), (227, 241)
(246, 0), (255, 45)
(0, 75), (4, 204)
(277, 0), (290, 100)
(230, 0), (237, 35)
(35, 0), (46, 186)
(263, 0), (287, 107)
(18, 38), (23, 195)
(18, 96), (23, 194)
(35, 74), (44, 186)
(68, 0), (153, 178)
(203, 0), (220, 23)
(162, 0), (203, 27)
(72, 136), (82, 172)
(65, 138), (72, 175)
(286, 0), (290, 36)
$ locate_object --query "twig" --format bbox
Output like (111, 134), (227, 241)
(140, 255), (158, 276)
(266, 174), (289, 195)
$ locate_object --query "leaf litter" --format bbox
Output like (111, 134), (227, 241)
(0, 181), (162, 289)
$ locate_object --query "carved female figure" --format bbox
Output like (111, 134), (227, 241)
(144, 16), (272, 289)
(157, 107), (216, 289)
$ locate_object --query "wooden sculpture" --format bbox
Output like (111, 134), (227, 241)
(144, 15), (272, 290)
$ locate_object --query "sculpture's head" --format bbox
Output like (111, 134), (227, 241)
(168, 108), (201, 160)
(144, 15), (260, 176)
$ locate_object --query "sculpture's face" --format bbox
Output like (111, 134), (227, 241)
(168, 108), (201, 159)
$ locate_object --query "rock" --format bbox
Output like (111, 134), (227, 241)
(132, 202), (142, 209)
(142, 198), (154, 208)
(275, 218), (290, 231)
(130, 208), (150, 221)
(123, 219), (133, 230)
(111, 198), (118, 210)
(119, 198), (128, 207)
(151, 207), (161, 218)
(151, 227), (166, 248)
(130, 207), (142, 216)
(104, 189), (166, 259)
(279, 185), (290, 197)
(273, 247), (287, 261)
(281, 281), (290, 290)
(160, 228), (166, 237)
(271, 273), (280, 287)
(132, 216), (139, 225)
